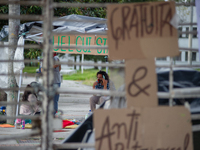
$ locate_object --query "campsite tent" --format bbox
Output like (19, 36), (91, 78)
(0, 14), (108, 55)
(0, 14), (108, 89)
(0, 14), (107, 42)
(0, 14), (109, 120)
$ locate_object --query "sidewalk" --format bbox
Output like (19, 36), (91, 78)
(21, 76), (92, 119)
(22, 76), (92, 99)
(0, 128), (74, 147)
(0, 76), (93, 147)
(22, 75), (92, 92)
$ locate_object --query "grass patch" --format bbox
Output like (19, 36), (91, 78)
(55, 138), (65, 140)
(63, 69), (108, 86)
(82, 79), (95, 86)
(63, 69), (100, 81)
(23, 66), (38, 74)
(23, 67), (107, 86)
(196, 69), (200, 71)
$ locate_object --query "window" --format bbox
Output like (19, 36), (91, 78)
(185, 51), (188, 61)
(186, 27), (189, 38)
(178, 27), (182, 38)
(193, 27), (197, 38)
(174, 53), (181, 61)
(192, 52), (196, 61)
(185, 52), (196, 61)
(156, 57), (167, 61)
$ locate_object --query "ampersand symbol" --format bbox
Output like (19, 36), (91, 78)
(128, 67), (150, 97)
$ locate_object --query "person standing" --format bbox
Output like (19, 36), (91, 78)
(53, 52), (61, 114)
(90, 70), (110, 112)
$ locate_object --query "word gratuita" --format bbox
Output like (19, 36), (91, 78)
(109, 2), (174, 49)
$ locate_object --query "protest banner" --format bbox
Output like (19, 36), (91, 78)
(96, 35), (109, 55)
(107, 1), (179, 60)
(52, 35), (108, 55)
(94, 107), (193, 150)
(125, 59), (157, 107)
(94, 2), (193, 150)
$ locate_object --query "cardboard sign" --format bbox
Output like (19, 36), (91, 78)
(94, 107), (193, 150)
(96, 35), (109, 55)
(53, 35), (108, 55)
(107, 1), (179, 60)
(125, 59), (157, 107)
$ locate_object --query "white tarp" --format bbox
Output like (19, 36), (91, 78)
(0, 36), (25, 90)
(14, 36), (25, 85)
(0, 41), (9, 89)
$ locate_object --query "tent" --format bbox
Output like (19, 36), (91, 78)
(0, 14), (108, 89)
(0, 14), (108, 118)
(0, 14), (107, 42)
(0, 14), (108, 55)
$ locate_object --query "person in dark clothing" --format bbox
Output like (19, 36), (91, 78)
(90, 71), (110, 112)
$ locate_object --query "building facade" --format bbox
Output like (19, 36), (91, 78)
(156, 6), (199, 65)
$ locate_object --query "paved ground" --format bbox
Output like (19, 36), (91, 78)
(0, 76), (93, 147)
(23, 76), (92, 119)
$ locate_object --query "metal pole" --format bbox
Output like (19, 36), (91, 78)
(81, 54), (84, 74)
(106, 62), (108, 73)
(188, 0), (194, 65)
(105, 56), (108, 73)
(42, 0), (54, 149)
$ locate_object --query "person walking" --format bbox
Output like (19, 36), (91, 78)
(53, 52), (61, 115)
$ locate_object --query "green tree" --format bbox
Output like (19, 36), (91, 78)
(0, 5), (8, 29)
(24, 48), (42, 66)
(0, 0), (193, 30)
(24, 48), (41, 59)
(84, 55), (107, 69)
(0, 0), (192, 64)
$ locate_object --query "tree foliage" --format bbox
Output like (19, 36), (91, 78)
(24, 48), (41, 59)
(0, 0), (191, 62)
(0, 0), (192, 29)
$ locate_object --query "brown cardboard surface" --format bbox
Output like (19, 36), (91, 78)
(53, 35), (76, 53)
(140, 37), (179, 58)
(107, 1), (179, 60)
(96, 35), (109, 55)
(52, 35), (108, 55)
(125, 59), (157, 107)
(94, 107), (193, 150)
